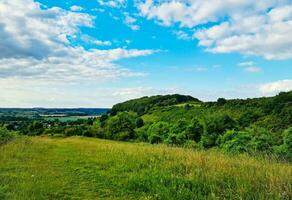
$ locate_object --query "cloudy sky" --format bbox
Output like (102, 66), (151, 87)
(0, 0), (291, 107)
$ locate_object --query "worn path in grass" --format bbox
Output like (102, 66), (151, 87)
(0, 137), (291, 200)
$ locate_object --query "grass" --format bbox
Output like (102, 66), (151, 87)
(45, 116), (99, 122)
(0, 137), (291, 200)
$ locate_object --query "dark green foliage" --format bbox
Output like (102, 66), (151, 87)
(135, 117), (144, 128)
(185, 118), (204, 142)
(99, 114), (108, 128)
(28, 121), (44, 135)
(274, 127), (292, 160)
(105, 112), (136, 141)
(111, 94), (200, 115)
(201, 114), (237, 148)
(217, 98), (227, 105)
(0, 91), (291, 159)
(147, 122), (170, 144)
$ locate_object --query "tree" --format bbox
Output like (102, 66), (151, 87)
(274, 127), (292, 160)
(135, 118), (144, 128)
(201, 114), (237, 148)
(185, 118), (204, 142)
(217, 98), (227, 105)
(147, 122), (171, 144)
(105, 112), (136, 141)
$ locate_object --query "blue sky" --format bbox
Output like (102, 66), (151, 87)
(0, 0), (291, 107)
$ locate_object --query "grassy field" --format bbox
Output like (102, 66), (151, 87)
(0, 137), (291, 200)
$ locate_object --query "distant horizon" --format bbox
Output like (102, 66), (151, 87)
(0, 91), (289, 109)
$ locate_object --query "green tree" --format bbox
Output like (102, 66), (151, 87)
(185, 118), (204, 142)
(135, 118), (144, 128)
(147, 122), (171, 144)
(105, 112), (136, 141)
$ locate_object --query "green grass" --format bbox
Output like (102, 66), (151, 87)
(45, 116), (99, 122)
(0, 137), (291, 200)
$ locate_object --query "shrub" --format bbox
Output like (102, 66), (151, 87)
(135, 118), (144, 128)
(185, 118), (204, 142)
(218, 126), (274, 154)
(274, 127), (292, 160)
(218, 130), (252, 153)
(202, 114), (237, 148)
(105, 112), (136, 141)
(147, 122), (170, 144)
(0, 126), (15, 144)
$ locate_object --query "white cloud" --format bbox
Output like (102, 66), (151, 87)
(137, 0), (292, 60)
(237, 61), (261, 72)
(238, 61), (255, 67)
(173, 30), (192, 40)
(81, 35), (112, 46)
(98, 0), (126, 8)
(259, 80), (292, 94)
(70, 5), (84, 12)
(0, 0), (156, 81)
(124, 13), (140, 31)
(0, 0), (158, 107)
(244, 66), (261, 73)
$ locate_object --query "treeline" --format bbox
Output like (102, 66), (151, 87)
(111, 94), (199, 115)
(1, 92), (291, 160)
(97, 91), (292, 160)
(0, 117), (97, 139)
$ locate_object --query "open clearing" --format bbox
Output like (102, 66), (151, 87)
(0, 137), (291, 200)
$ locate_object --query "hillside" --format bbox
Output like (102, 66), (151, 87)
(0, 92), (291, 159)
(111, 94), (199, 115)
(0, 137), (291, 199)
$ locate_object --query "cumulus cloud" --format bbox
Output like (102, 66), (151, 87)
(173, 30), (192, 40)
(0, 0), (156, 81)
(97, 0), (126, 8)
(137, 0), (292, 60)
(70, 5), (84, 12)
(237, 61), (261, 72)
(81, 35), (112, 46)
(259, 80), (292, 94)
(123, 12), (140, 31)
(0, 0), (158, 107)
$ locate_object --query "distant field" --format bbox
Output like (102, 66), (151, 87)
(45, 115), (100, 122)
(0, 137), (291, 200)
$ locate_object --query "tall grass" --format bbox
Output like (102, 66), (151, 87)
(0, 136), (291, 199)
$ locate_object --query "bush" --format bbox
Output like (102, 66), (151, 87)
(105, 112), (136, 141)
(202, 114), (237, 148)
(274, 127), (292, 160)
(185, 118), (204, 142)
(218, 130), (252, 153)
(135, 124), (150, 142)
(165, 120), (189, 145)
(135, 118), (144, 128)
(0, 126), (15, 144)
(147, 122), (170, 144)
(218, 126), (274, 154)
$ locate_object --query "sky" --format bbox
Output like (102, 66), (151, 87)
(0, 0), (291, 108)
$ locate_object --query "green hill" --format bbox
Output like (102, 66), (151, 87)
(100, 91), (292, 159)
(111, 94), (199, 115)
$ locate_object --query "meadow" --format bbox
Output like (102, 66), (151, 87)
(0, 136), (291, 200)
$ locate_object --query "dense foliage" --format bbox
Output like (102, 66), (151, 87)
(111, 94), (199, 115)
(0, 91), (291, 160)
(102, 91), (292, 160)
